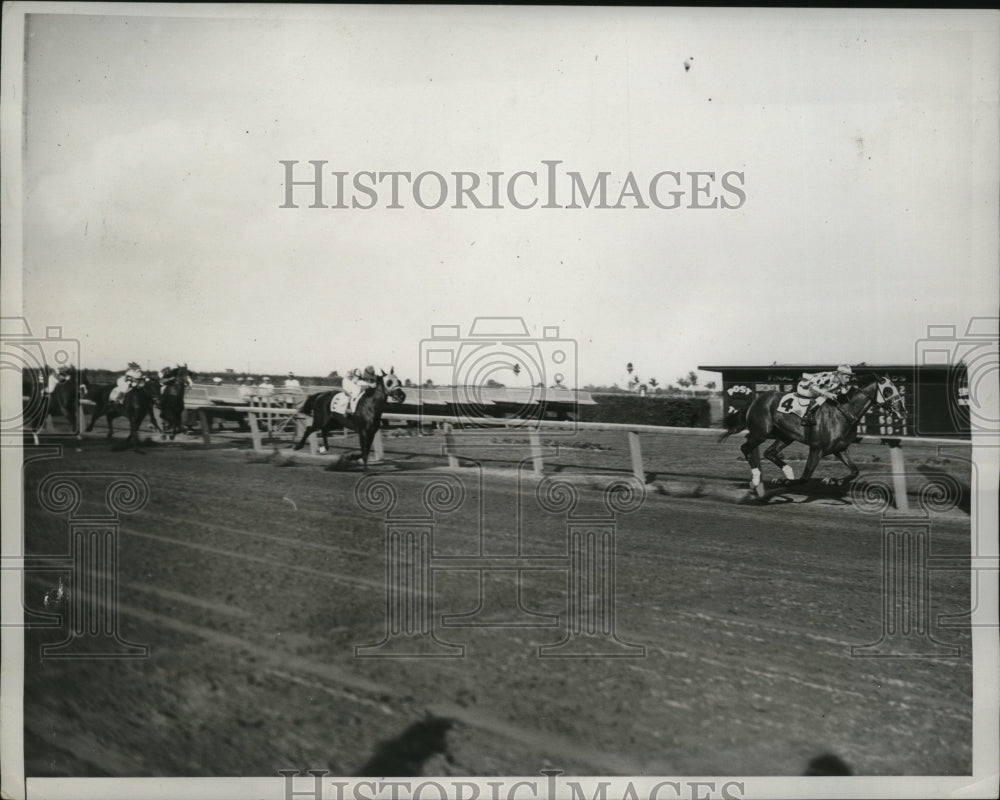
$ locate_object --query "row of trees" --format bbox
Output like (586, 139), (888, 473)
(317, 366), (718, 393)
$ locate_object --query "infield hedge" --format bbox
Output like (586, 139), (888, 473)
(579, 393), (711, 428)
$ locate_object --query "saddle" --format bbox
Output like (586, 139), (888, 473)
(777, 392), (822, 418)
(330, 391), (349, 415)
(330, 387), (373, 416)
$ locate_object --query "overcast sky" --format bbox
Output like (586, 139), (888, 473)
(9, 6), (999, 387)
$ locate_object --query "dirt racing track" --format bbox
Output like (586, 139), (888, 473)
(21, 427), (973, 778)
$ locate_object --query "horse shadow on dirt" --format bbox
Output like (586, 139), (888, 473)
(355, 716), (455, 777)
(803, 752), (853, 775)
(734, 478), (858, 507)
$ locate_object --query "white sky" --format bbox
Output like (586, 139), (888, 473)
(8, 5), (999, 387)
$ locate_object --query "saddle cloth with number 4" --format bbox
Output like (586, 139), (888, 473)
(778, 393), (824, 418)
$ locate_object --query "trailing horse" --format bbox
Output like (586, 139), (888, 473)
(86, 375), (163, 448)
(293, 369), (406, 469)
(21, 367), (88, 442)
(721, 375), (907, 497)
(159, 364), (194, 439)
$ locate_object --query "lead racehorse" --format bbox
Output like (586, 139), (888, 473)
(721, 375), (907, 497)
(293, 369), (405, 469)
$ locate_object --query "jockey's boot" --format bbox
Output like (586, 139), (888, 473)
(801, 402), (818, 426)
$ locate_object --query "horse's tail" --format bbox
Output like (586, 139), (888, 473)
(718, 400), (751, 442)
(300, 392), (320, 416)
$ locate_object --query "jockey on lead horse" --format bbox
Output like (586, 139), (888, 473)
(798, 365), (856, 426)
(109, 362), (144, 404)
(340, 366), (377, 415)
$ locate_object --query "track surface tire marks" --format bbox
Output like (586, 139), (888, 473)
(21, 442), (971, 777)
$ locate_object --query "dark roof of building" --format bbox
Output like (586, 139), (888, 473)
(698, 363), (962, 373)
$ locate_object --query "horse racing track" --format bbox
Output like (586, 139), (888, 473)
(19, 429), (973, 778)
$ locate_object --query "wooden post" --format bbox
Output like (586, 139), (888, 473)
(883, 438), (909, 513)
(248, 411), (263, 450)
(197, 409), (212, 446)
(443, 422), (459, 469)
(628, 431), (646, 484)
(529, 430), (544, 476)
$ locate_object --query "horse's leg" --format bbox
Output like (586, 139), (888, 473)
(763, 438), (796, 483)
(319, 421), (335, 454)
(128, 416), (141, 450)
(105, 413), (115, 439)
(740, 433), (768, 494)
(85, 403), (101, 433)
(293, 421), (316, 451)
(830, 450), (860, 485)
(358, 430), (373, 471)
(800, 446), (824, 482)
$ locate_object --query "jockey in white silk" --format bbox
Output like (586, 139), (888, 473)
(341, 366), (376, 415)
(45, 365), (71, 396)
(110, 362), (144, 403)
(798, 365), (855, 426)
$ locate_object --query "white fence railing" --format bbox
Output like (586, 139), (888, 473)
(52, 399), (970, 512)
(208, 406), (970, 512)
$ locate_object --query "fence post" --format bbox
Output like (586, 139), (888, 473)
(443, 423), (459, 469)
(247, 411), (263, 451)
(628, 431), (645, 484)
(529, 430), (544, 476)
(197, 409), (212, 446)
(882, 438), (909, 513)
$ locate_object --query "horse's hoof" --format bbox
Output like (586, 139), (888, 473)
(752, 482), (766, 498)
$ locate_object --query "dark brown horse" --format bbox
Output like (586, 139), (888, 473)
(86, 374), (163, 448)
(293, 369), (405, 468)
(721, 375), (907, 496)
(159, 364), (195, 439)
(21, 366), (87, 442)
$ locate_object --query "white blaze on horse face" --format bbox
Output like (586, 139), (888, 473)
(750, 467), (762, 486)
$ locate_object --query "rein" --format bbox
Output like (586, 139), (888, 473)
(833, 383), (881, 428)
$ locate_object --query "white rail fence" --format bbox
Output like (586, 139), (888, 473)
(211, 404), (970, 512)
(45, 397), (969, 512)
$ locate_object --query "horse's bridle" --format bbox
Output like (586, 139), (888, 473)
(842, 378), (904, 427)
